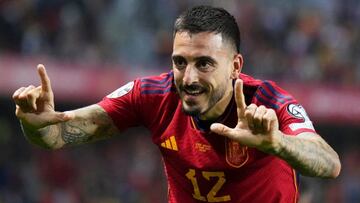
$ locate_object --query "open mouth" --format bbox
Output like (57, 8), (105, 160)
(183, 89), (205, 96)
(182, 84), (206, 96)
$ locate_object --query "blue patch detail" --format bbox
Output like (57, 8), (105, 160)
(141, 79), (173, 88)
(254, 93), (279, 109)
(141, 86), (175, 95)
(263, 81), (293, 100)
(140, 72), (173, 84)
(258, 86), (293, 104)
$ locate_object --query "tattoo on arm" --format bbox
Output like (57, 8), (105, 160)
(59, 105), (115, 146)
(60, 122), (91, 146)
(21, 105), (116, 149)
(278, 134), (340, 178)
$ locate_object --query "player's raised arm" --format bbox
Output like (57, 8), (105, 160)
(210, 79), (281, 149)
(211, 79), (341, 178)
(13, 64), (117, 149)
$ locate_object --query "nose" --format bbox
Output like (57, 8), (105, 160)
(182, 65), (199, 85)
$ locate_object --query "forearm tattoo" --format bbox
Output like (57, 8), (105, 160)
(60, 122), (91, 145)
(279, 135), (338, 178)
(20, 105), (115, 149)
(59, 107), (114, 146)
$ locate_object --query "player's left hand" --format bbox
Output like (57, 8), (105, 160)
(210, 79), (283, 154)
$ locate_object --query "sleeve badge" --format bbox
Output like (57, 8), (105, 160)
(287, 104), (315, 131)
(107, 81), (134, 98)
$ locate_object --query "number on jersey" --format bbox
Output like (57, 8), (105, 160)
(186, 169), (231, 202)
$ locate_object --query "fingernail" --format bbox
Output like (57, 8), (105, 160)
(210, 123), (219, 130)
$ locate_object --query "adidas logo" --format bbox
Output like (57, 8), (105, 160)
(160, 135), (178, 151)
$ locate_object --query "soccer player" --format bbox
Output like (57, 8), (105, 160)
(13, 6), (340, 203)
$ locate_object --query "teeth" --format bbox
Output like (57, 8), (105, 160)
(185, 90), (202, 95)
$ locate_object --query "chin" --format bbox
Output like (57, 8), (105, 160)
(181, 103), (203, 117)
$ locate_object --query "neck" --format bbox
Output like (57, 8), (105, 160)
(199, 85), (234, 121)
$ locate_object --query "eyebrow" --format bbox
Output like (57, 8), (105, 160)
(172, 55), (217, 65)
(194, 56), (217, 65)
(172, 55), (184, 61)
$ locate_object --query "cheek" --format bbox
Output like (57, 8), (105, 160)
(209, 75), (231, 94)
(211, 74), (226, 88)
(173, 71), (182, 85)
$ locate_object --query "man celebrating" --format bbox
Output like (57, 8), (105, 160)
(13, 6), (340, 203)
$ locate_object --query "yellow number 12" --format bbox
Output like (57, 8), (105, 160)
(185, 169), (231, 202)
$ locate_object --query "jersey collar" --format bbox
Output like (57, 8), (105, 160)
(191, 80), (236, 133)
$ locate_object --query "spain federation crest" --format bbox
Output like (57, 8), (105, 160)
(225, 138), (249, 168)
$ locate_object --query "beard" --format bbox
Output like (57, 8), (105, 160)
(177, 82), (227, 118)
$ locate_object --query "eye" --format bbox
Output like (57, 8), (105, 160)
(196, 59), (213, 71)
(173, 57), (187, 70)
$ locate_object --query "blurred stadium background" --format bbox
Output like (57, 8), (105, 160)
(0, 0), (360, 202)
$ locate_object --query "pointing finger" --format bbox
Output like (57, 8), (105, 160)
(37, 64), (52, 93)
(235, 79), (247, 118)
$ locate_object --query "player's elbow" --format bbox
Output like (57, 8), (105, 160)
(319, 154), (341, 179)
(329, 156), (341, 178)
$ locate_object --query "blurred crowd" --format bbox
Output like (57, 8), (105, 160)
(0, 111), (360, 203)
(1, 0), (360, 203)
(1, 0), (360, 85)
(0, 112), (167, 203)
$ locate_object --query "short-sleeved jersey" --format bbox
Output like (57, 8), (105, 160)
(98, 71), (316, 203)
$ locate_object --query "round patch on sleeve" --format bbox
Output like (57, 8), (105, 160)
(107, 81), (134, 98)
(287, 103), (309, 120)
(287, 103), (315, 131)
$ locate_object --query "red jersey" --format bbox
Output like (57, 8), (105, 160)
(98, 71), (316, 203)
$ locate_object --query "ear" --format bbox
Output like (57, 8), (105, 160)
(231, 54), (243, 79)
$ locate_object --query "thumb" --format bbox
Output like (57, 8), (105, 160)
(22, 111), (75, 128)
(210, 123), (239, 139)
(62, 111), (75, 121)
(46, 111), (75, 123)
(39, 111), (75, 127)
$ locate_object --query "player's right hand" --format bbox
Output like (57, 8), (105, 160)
(12, 64), (74, 129)
(210, 79), (283, 154)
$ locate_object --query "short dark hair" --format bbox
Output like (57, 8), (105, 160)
(174, 5), (241, 53)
